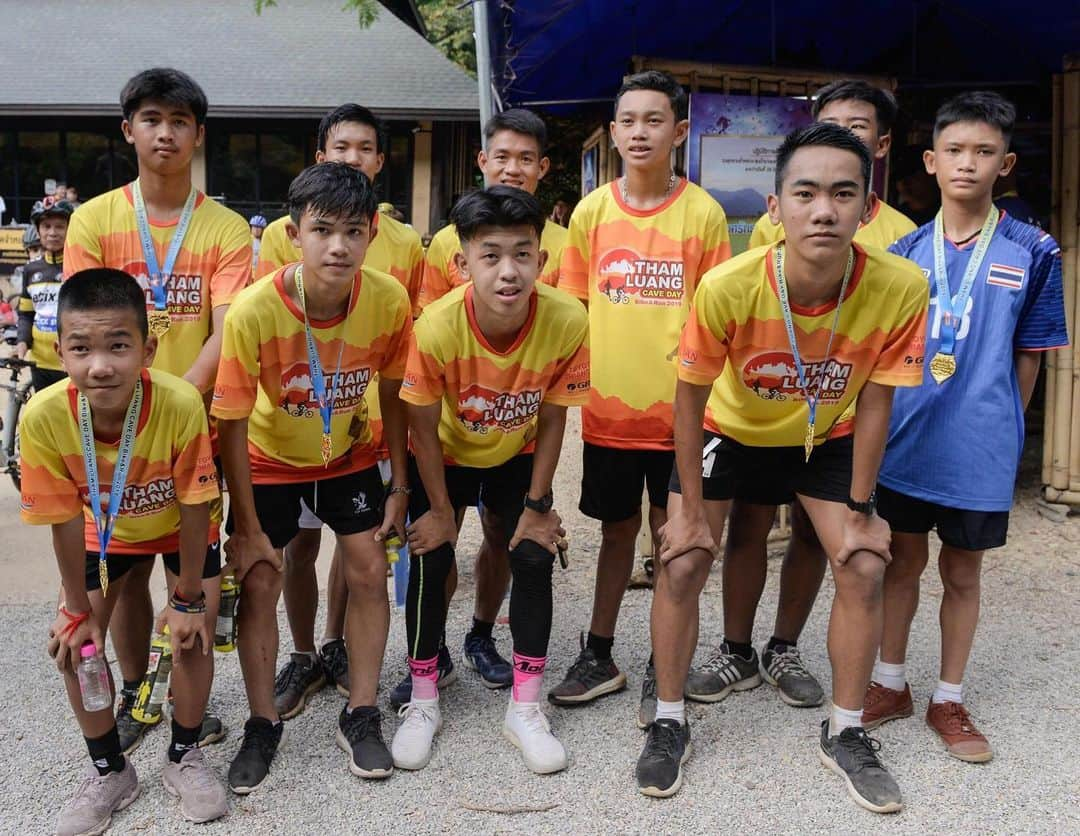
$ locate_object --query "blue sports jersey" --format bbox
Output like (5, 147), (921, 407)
(879, 212), (1067, 511)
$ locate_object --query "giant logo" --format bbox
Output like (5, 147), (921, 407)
(278, 362), (371, 417)
(126, 267), (205, 322)
(741, 351), (852, 403)
(596, 248), (685, 307)
(457, 384), (542, 433)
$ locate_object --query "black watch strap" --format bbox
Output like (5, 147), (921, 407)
(524, 492), (553, 514)
(846, 490), (877, 516)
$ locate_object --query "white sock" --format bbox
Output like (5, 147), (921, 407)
(829, 705), (863, 737)
(932, 679), (963, 705)
(655, 698), (685, 725)
(873, 659), (906, 691)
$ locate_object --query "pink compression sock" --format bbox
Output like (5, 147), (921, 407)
(512, 652), (546, 703)
(409, 655), (439, 701)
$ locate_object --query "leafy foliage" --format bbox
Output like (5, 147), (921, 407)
(253, 0), (380, 28)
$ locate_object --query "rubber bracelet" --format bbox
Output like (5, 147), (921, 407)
(169, 591), (207, 614)
(58, 606), (90, 639)
(387, 485), (411, 496)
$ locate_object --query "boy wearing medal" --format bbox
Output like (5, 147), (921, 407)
(212, 162), (412, 791)
(64, 67), (252, 752)
(21, 269), (227, 833)
(864, 93), (1067, 762)
(394, 186), (588, 774)
(641, 123), (928, 812)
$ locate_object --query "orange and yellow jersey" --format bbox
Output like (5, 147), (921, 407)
(211, 264), (412, 483)
(255, 213), (424, 312)
(401, 282), (589, 467)
(678, 243), (928, 447)
(748, 199), (916, 252)
(418, 219), (568, 311)
(19, 369), (221, 554)
(558, 179), (731, 450)
(64, 184), (252, 379)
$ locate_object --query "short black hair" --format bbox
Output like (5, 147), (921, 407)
(317, 104), (384, 154)
(451, 186), (545, 243)
(288, 162), (378, 226)
(484, 109), (548, 155)
(813, 79), (898, 135)
(120, 68), (208, 125)
(58, 269), (149, 338)
(933, 91), (1016, 148)
(774, 122), (873, 194)
(615, 70), (688, 121)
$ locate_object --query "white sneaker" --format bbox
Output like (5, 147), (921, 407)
(502, 699), (568, 774)
(391, 699), (442, 770)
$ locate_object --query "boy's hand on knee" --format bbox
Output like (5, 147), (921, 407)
(406, 507), (458, 555)
(836, 512), (892, 566)
(376, 492), (409, 545)
(49, 609), (104, 673)
(156, 607), (210, 658)
(658, 509), (716, 565)
(510, 507), (566, 555)
(224, 529), (282, 581)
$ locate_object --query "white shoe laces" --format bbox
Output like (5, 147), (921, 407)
(513, 702), (552, 735)
(398, 701), (439, 732)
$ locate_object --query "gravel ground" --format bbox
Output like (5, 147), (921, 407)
(2, 412), (1079, 834)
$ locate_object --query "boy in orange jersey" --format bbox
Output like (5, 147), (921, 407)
(550, 70), (729, 718)
(395, 186), (587, 774)
(63, 67), (251, 754)
(255, 104), (429, 714)
(212, 162), (411, 791)
(22, 269), (227, 833)
(642, 124), (927, 811)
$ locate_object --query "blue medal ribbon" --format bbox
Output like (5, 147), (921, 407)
(774, 244), (854, 460)
(78, 378), (144, 597)
(131, 180), (197, 316)
(293, 265), (352, 466)
(931, 205), (998, 357)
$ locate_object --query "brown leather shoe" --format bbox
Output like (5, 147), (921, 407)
(861, 681), (914, 730)
(926, 700), (993, 763)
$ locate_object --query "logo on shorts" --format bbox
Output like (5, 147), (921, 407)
(278, 362), (370, 418)
(741, 351), (852, 403)
(596, 248), (685, 306)
(457, 384), (542, 433)
(352, 492), (369, 515)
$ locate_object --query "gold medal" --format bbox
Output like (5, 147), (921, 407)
(99, 558), (109, 598)
(321, 432), (333, 467)
(804, 420), (815, 463)
(929, 351), (956, 384)
(148, 309), (171, 337)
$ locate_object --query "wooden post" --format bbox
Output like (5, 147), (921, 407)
(1045, 73), (1064, 485)
(1060, 64), (1079, 488)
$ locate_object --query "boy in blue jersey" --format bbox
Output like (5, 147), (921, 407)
(864, 92), (1067, 762)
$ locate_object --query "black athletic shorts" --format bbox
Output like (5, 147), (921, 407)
(579, 442), (674, 522)
(876, 484), (1009, 551)
(407, 454), (532, 540)
(84, 541), (222, 592)
(228, 466), (386, 549)
(668, 432), (852, 506)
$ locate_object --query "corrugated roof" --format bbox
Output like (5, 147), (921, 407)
(0, 0), (477, 119)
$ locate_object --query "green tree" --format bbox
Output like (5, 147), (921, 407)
(254, 0), (380, 27)
(416, 0), (476, 74)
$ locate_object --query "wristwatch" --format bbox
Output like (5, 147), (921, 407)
(846, 491), (877, 516)
(524, 492), (554, 514)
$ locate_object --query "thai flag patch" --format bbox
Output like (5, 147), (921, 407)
(986, 263), (1025, 289)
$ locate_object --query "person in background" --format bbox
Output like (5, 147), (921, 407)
(249, 214), (268, 270)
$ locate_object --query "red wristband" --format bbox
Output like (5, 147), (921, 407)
(58, 606), (90, 639)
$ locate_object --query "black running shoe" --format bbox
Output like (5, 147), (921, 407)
(336, 706), (393, 779)
(228, 717), (284, 795)
(636, 718), (692, 798)
(462, 634), (512, 688)
(547, 633), (627, 706)
(637, 662), (657, 729)
(388, 645), (457, 709)
(818, 720), (902, 813)
(116, 688), (152, 755)
(684, 642), (762, 702)
(274, 653), (327, 720)
(320, 639), (350, 697)
(761, 643), (823, 707)
(197, 711), (227, 747)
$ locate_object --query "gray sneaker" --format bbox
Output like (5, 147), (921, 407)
(637, 662), (657, 729)
(274, 652), (327, 720)
(162, 747), (228, 823)
(685, 642), (762, 702)
(818, 720), (902, 814)
(116, 689), (153, 754)
(761, 643), (824, 707)
(56, 759), (140, 836)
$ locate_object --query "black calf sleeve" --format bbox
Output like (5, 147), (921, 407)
(508, 539), (555, 658)
(405, 543), (454, 661)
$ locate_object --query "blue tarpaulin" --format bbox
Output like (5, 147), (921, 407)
(486, 1), (1080, 107)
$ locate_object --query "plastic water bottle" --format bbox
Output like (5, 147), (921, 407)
(132, 628), (171, 724)
(215, 572), (239, 653)
(77, 642), (112, 712)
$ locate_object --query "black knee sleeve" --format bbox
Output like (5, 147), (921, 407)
(405, 543), (454, 661)
(508, 539), (555, 658)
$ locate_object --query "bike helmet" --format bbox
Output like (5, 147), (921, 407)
(30, 199), (75, 225)
(22, 225), (40, 248)
(249, 214), (268, 228)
